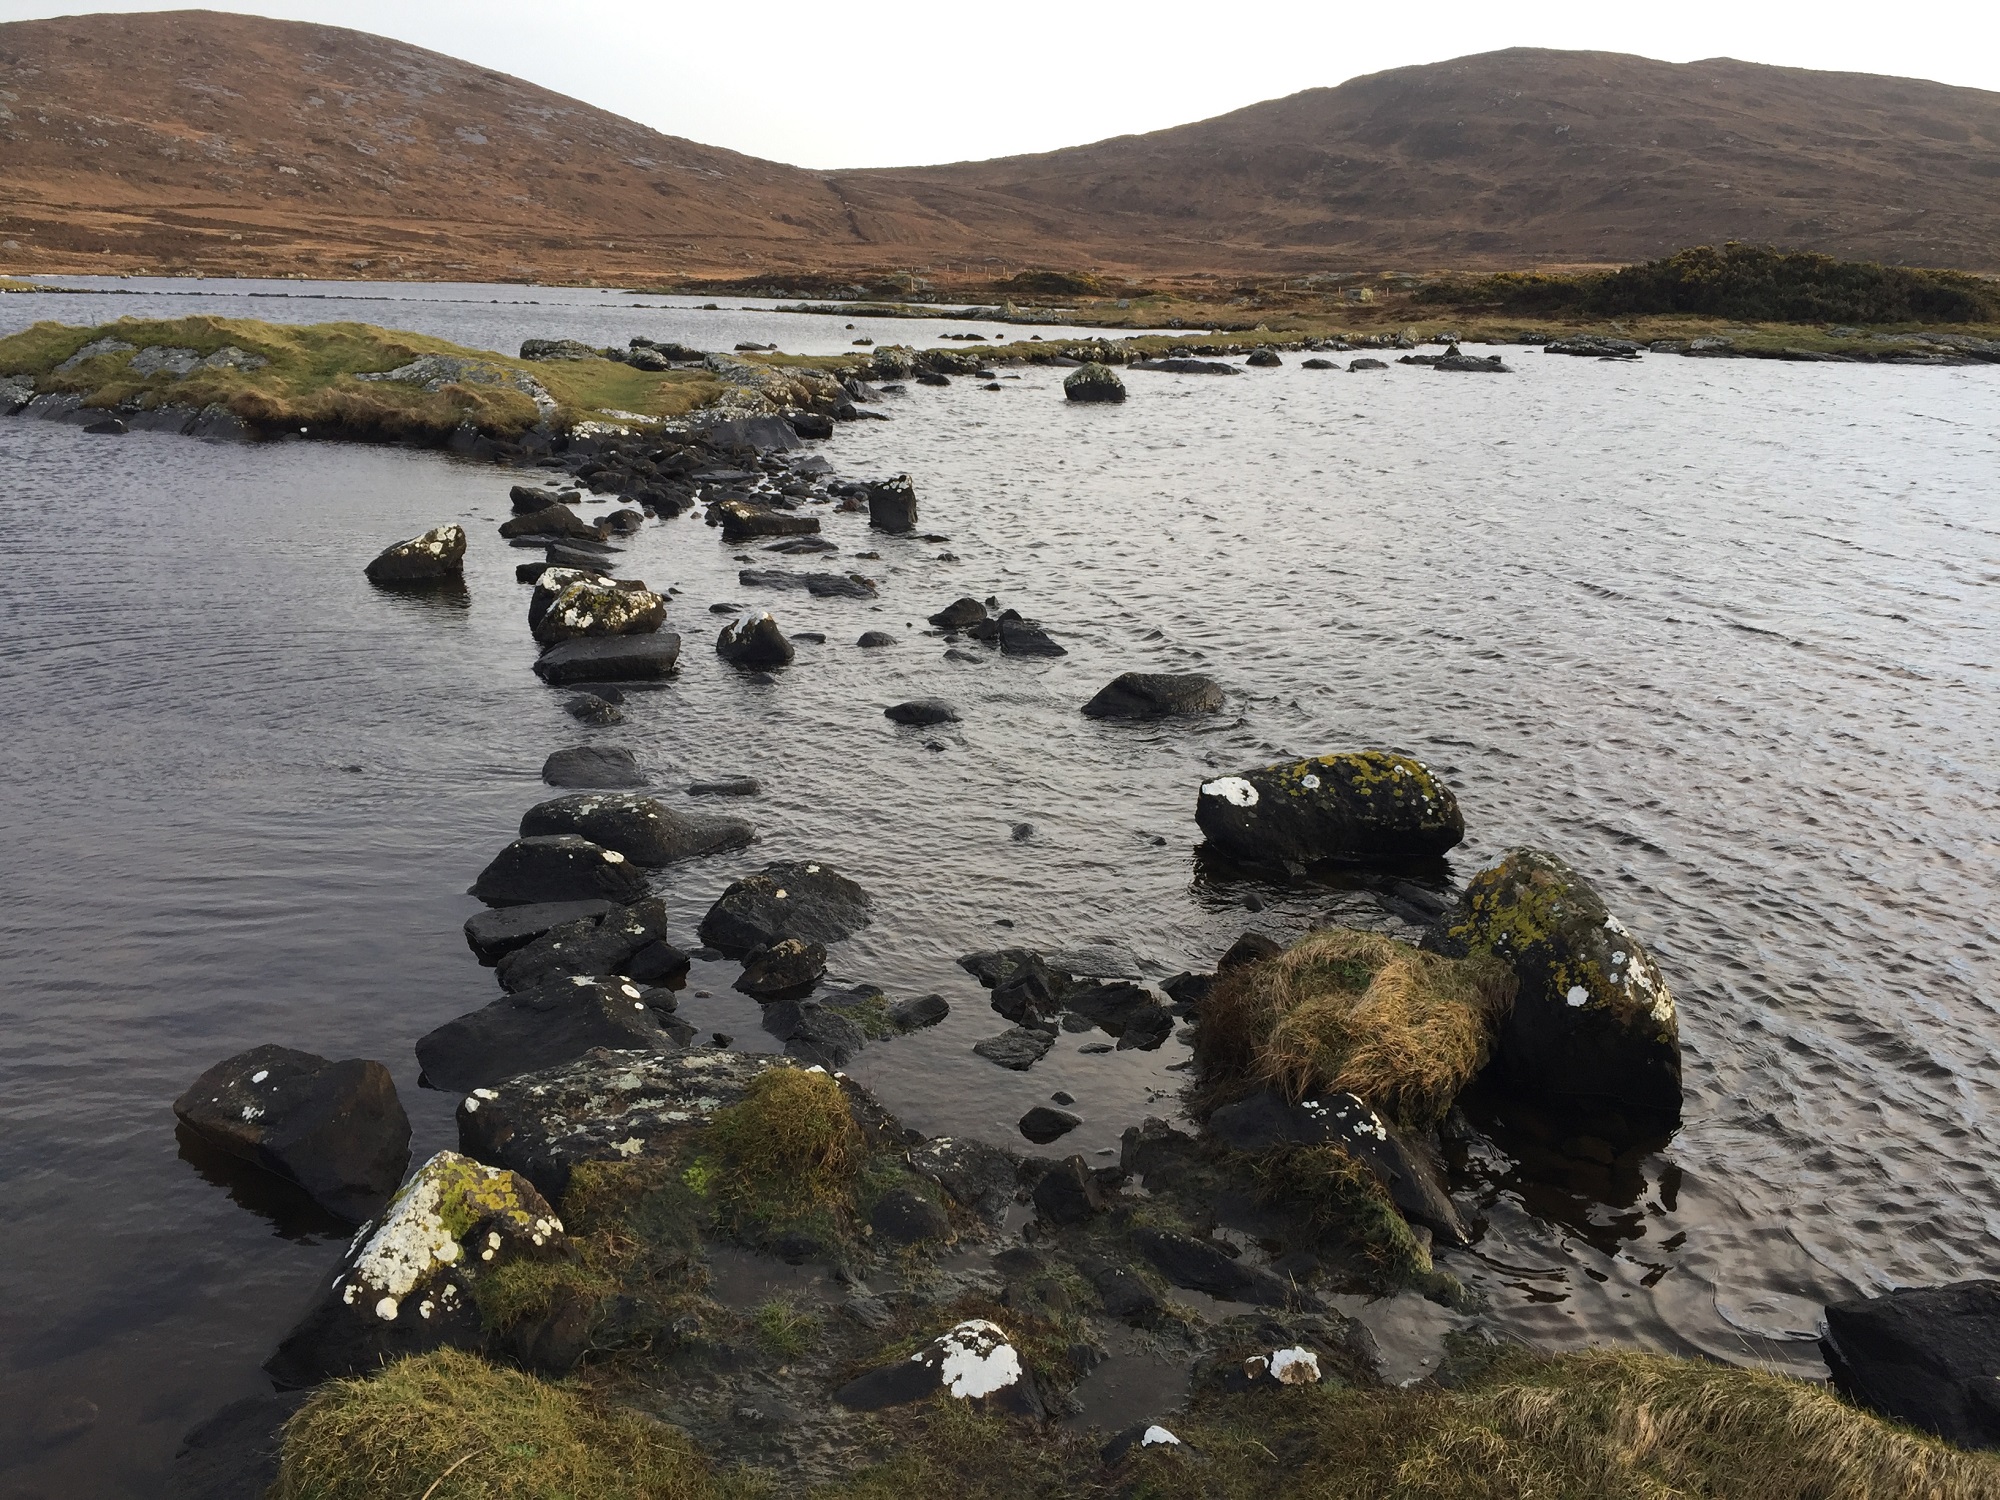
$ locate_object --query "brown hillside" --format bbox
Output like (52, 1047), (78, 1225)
(1, 12), (1997, 282)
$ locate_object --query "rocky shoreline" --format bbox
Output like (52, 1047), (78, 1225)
(119, 348), (2000, 1499)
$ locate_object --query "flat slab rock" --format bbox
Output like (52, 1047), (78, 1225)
(973, 1026), (1056, 1070)
(173, 1045), (410, 1221)
(520, 792), (752, 865)
(456, 1046), (782, 1201)
(464, 900), (615, 964)
(415, 974), (688, 1094)
(492, 896), (685, 992)
(541, 745), (647, 789)
(533, 632), (681, 685)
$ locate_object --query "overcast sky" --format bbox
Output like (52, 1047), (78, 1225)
(3, 0), (1996, 167)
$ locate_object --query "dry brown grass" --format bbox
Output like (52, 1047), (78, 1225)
(1197, 928), (1514, 1128)
(700, 1066), (863, 1231)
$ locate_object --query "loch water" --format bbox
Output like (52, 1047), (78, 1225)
(2, 282), (1997, 1496)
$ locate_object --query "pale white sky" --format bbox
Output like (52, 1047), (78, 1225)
(4, 0), (1996, 168)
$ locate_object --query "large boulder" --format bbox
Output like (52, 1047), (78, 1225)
(415, 974), (684, 1093)
(697, 859), (872, 956)
(866, 475), (919, 533)
(1821, 1281), (2000, 1448)
(264, 1151), (563, 1388)
(173, 1045), (410, 1221)
(541, 745), (647, 789)
(716, 611), (795, 668)
(1195, 751), (1463, 867)
(533, 633), (682, 685)
(531, 580), (666, 645)
(456, 1047), (780, 1200)
(469, 835), (650, 907)
(1441, 848), (1679, 1119)
(364, 525), (465, 585)
(1082, 672), (1224, 719)
(519, 793), (752, 865)
(1064, 363), (1126, 403)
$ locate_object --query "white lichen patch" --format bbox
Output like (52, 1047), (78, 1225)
(1269, 1347), (1321, 1384)
(1141, 1425), (1181, 1447)
(927, 1318), (1024, 1399)
(1566, 985), (1591, 1008)
(1300, 773), (1322, 790)
(337, 1151), (541, 1322)
(1202, 776), (1259, 808)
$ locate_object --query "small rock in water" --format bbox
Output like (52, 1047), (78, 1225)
(1019, 1105), (1082, 1144)
(365, 524), (466, 585)
(463, 899), (615, 964)
(734, 937), (828, 999)
(563, 693), (622, 724)
(698, 859), (872, 955)
(889, 993), (950, 1031)
(1051, 1090), (1075, 1106)
(997, 609), (1065, 657)
(533, 633), (681, 686)
(83, 416), (129, 435)
(468, 834), (650, 907)
(520, 792), (753, 865)
(541, 744), (647, 788)
(1246, 348), (1282, 367)
(885, 698), (959, 726)
(1081, 672), (1225, 720)
(929, 596), (989, 629)
(1063, 363), (1127, 403)
(856, 630), (897, 648)
(1011, 822), (1035, 841)
(687, 775), (761, 797)
(973, 1026), (1056, 1071)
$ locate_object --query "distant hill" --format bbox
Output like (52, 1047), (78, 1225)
(2, 13), (1997, 281)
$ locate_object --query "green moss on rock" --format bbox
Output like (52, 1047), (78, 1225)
(1195, 751), (1464, 868)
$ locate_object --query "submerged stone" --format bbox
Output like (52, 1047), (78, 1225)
(532, 633), (682, 685)
(540, 745), (647, 789)
(1082, 671), (1224, 719)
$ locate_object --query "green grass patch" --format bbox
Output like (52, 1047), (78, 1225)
(698, 1067), (865, 1238)
(751, 1297), (823, 1360)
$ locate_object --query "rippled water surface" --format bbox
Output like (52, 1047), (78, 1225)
(2, 289), (1997, 1496)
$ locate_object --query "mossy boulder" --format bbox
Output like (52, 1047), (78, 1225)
(1442, 847), (1680, 1120)
(265, 1151), (562, 1388)
(1063, 362), (1126, 403)
(530, 579), (666, 646)
(1195, 751), (1464, 868)
(363, 524), (464, 585)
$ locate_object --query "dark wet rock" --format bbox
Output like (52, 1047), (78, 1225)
(765, 536), (838, 555)
(762, 998), (865, 1068)
(1160, 971), (1213, 1013)
(532, 579), (665, 646)
(908, 1137), (1019, 1221)
(1434, 352), (1511, 373)
(456, 1047), (778, 1200)
(1066, 981), (1170, 1044)
(491, 897), (669, 991)
(165, 1391), (309, 1500)
(521, 792), (752, 865)
(264, 1151), (563, 1388)
(787, 410), (835, 439)
(1131, 358), (1238, 375)
(563, 693), (622, 725)
(82, 415), (129, 434)
(890, 992), (950, 1031)
(622, 941), (692, 987)
(1064, 363), (1126, 402)
(364, 525), (466, 585)
(1822, 1281), (2000, 1448)
(997, 610), (1065, 657)
(469, 834), (650, 907)
(962, 949), (1074, 1025)
(716, 610), (795, 668)
(1349, 357), (1389, 371)
(499, 504), (606, 542)
(1131, 1227), (1311, 1308)
(543, 540), (616, 571)
(1301, 358), (1336, 370)
(688, 776), (760, 797)
(541, 744), (647, 788)
(867, 474), (919, 533)
(735, 937), (828, 999)
(856, 629), (896, 648)
(532, 632), (681, 686)
(738, 568), (878, 599)
(1019, 1105), (1082, 1144)
(1082, 671), (1224, 719)
(715, 499), (819, 542)
(1033, 1155), (1106, 1225)
(173, 1045), (410, 1222)
(1245, 349), (1282, 367)
(836, 1319), (1042, 1416)
(885, 698), (959, 726)
(1545, 335), (1643, 357)
(871, 1184), (951, 1244)
(1113, 1006), (1175, 1051)
(697, 859), (872, 955)
(416, 975), (681, 1093)
(929, 596), (989, 629)
(464, 899), (615, 964)
(1119, 1118), (1200, 1191)
(974, 1026), (1056, 1071)
(598, 507), (644, 535)
(510, 483), (566, 513)
(1441, 847), (1680, 1119)
(1205, 1089), (1469, 1244)
(1195, 751), (1464, 867)
(1080, 1257), (1161, 1324)
(1219, 932), (1285, 970)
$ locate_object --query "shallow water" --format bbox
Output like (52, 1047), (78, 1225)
(2, 298), (1997, 1496)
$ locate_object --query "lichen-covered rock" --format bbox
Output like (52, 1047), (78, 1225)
(716, 611), (795, 668)
(1064, 363), (1127, 403)
(1082, 671), (1224, 719)
(364, 525), (465, 585)
(526, 566), (609, 631)
(866, 475), (919, 533)
(456, 1047), (781, 1200)
(415, 974), (685, 1093)
(531, 580), (666, 645)
(1443, 848), (1680, 1119)
(532, 633), (682, 685)
(835, 1319), (1042, 1416)
(173, 1045), (410, 1221)
(469, 834), (650, 907)
(697, 859), (872, 956)
(519, 793), (752, 866)
(264, 1151), (562, 1388)
(1195, 751), (1464, 867)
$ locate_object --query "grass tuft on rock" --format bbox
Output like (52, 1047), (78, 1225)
(1253, 1143), (1434, 1280)
(1196, 928), (1514, 1129)
(276, 1347), (716, 1500)
(699, 1065), (864, 1234)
